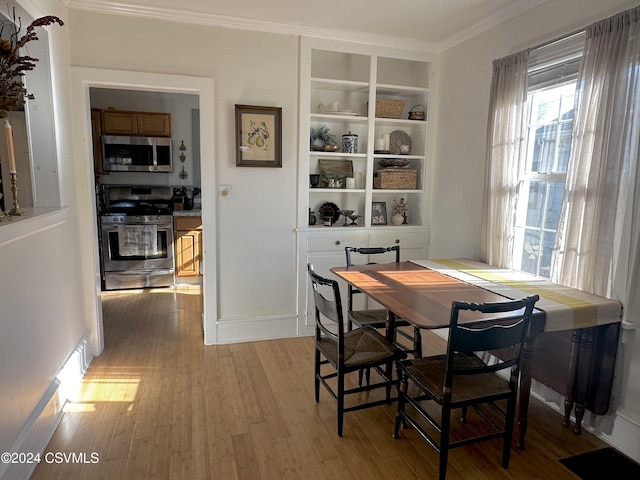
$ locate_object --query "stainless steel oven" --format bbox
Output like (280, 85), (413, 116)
(99, 186), (175, 290)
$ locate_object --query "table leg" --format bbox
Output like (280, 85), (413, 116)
(573, 328), (595, 435)
(385, 310), (397, 399)
(517, 331), (536, 449)
(386, 310), (396, 342)
(563, 330), (581, 429)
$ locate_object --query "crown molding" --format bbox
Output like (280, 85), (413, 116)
(66, 1), (438, 52)
(66, 0), (550, 53)
(438, 0), (550, 51)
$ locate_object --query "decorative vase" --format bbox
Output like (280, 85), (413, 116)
(342, 131), (358, 153)
(391, 214), (404, 226)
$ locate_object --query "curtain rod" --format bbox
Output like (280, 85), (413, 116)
(527, 26), (585, 53)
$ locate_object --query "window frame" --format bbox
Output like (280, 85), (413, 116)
(511, 71), (580, 278)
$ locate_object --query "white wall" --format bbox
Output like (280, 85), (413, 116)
(68, 11), (299, 342)
(432, 0), (640, 461)
(0, 1), (92, 479)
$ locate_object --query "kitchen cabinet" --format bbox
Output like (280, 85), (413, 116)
(101, 109), (172, 137)
(90, 108), (106, 175)
(174, 216), (202, 278)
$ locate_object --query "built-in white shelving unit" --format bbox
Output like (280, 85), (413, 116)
(296, 38), (438, 330)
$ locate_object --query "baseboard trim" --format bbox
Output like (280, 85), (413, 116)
(530, 382), (640, 465)
(0, 333), (92, 480)
(217, 313), (309, 344)
(591, 409), (640, 464)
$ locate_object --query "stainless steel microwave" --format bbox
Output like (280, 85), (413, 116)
(102, 135), (173, 172)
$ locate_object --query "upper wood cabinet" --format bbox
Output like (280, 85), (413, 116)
(101, 109), (172, 137)
(91, 108), (107, 175)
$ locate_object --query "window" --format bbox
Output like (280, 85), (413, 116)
(513, 83), (575, 277)
(511, 33), (584, 278)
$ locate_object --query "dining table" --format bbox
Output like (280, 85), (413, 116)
(330, 258), (623, 449)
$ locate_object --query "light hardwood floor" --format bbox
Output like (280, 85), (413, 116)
(31, 286), (606, 480)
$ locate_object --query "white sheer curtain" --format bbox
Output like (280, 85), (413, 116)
(481, 51), (529, 268)
(551, 7), (640, 319)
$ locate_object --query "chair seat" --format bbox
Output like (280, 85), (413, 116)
(349, 309), (412, 328)
(399, 354), (512, 405)
(318, 327), (402, 371)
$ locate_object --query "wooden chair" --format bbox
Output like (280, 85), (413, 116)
(345, 246), (422, 359)
(393, 295), (539, 480)
(308, 264), (406, 437)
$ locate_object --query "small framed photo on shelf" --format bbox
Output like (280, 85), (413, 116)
(371, 202), (387, 225)
(235, 104), (282, 167)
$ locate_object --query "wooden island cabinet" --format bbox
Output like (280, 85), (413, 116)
(174, 216), (202, 279)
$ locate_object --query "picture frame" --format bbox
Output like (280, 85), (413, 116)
(235, 104), (282, 167)
(371, 202), (387, 225)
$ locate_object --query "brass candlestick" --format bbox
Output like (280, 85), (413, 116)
(9, 172), (22, 216)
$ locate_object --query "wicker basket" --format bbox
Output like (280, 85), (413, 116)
(373, 168), (417, 189)
(375, 99), (405, 119)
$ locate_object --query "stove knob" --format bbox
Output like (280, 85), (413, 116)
(136, 216), (141, 222)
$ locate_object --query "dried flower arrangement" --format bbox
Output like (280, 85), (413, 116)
(310, 124), (337, 148)
(0, 8), (63, 116)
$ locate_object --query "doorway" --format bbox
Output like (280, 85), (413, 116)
(71, 67), (218, 355)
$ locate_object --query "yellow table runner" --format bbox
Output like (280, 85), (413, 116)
(411, 258), (622, 332)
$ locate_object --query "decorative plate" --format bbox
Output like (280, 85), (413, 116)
(378, 158), (410, 168)
(318, 202), (341, 224)
(389, 130), (411, 155)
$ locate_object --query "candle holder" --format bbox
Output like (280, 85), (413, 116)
(9, 172), (22, 216)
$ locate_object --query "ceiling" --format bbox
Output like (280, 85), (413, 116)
(66, 0), (550, 50)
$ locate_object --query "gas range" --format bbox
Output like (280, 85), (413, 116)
(98, 185), (176, 290)
(100, 213), (173, 225)
(99, 185), (174, 217)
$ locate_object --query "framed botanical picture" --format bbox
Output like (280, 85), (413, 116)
(235, 104), (282, 167)
(371, 202), (387, 225)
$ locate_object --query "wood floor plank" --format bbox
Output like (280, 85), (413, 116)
(147, 424), (172, 480)
(31, 286), (611, 480)
(231, 432), (261, 480)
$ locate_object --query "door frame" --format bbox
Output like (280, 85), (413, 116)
(70, 67), (218, 354)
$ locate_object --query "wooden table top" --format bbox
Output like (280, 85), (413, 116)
(331, 261), (542, 330)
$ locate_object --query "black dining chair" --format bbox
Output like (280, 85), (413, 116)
(308, 263), (406, 437)
(393, 295), (539, 480)
(345, 246), (422, 359)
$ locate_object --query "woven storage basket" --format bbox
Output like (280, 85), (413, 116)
(375, 99), (405, 119)
(373, 168), (417, 189)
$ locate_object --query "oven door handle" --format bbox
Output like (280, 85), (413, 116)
(107, 269), (174, 276)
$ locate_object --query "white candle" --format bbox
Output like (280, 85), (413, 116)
(5, 119), (16, 173)
(382, 133), (390, 151)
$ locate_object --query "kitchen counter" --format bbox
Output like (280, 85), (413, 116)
(173, 209), (201, 217)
